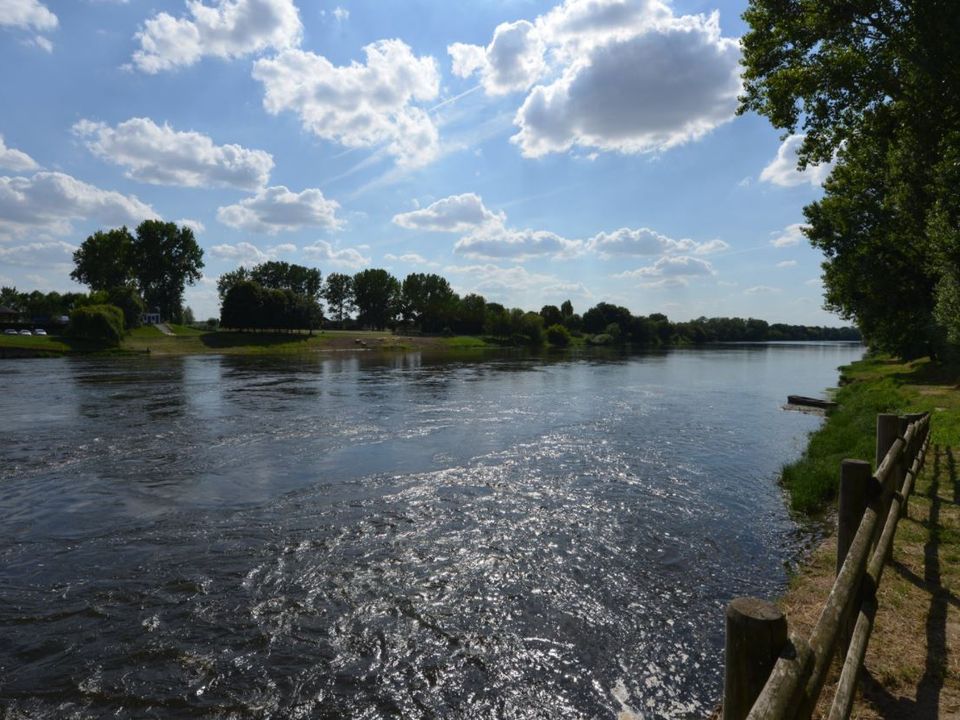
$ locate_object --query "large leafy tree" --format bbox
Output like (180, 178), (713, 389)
(400, 273), (458, 332)
(739, 0), (960, 357)
(132, 220), (204, 322)
(71, 227), (135, 291)
(322, 272), (355, 328)
(249, 261), (322, 301)
(352, 268), (400, 330)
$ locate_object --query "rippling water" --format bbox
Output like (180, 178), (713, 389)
(0, 343), (862, 719)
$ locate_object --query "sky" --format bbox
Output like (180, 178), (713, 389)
(0, 0), (840, 325)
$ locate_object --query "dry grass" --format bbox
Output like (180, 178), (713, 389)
(777, 443), (960, 718)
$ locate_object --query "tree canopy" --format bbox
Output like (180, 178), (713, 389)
(739, 0), (960, 357)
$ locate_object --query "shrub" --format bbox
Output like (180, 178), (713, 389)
(546, 323), (571, 347)
(69, 304), (125, 345)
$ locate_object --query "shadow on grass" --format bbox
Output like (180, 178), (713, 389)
(198, 331), (314, 349)
(859, 444), (954, 719)
(891, 360), (960, 389)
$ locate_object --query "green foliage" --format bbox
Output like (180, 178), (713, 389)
(739, 0), (960, 358)
(352, 269), (400, 330)
(220, 280), (322, 333)
(133, 220), (204, 321)
(546, 323), (571, 347)
(400, 273), (458, 332)
(68, 304), (125, 345)
(250, 261), (322, 300)
(519, 312), (544, 345)
(106, 285), (144, 329)
(322, 273), (355, 327)
(71, 227), (134, 291)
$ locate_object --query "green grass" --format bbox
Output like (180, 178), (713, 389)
(782, 355), (960, 513)
(442, 335), (493, 349)
(0, 333), (109, 354)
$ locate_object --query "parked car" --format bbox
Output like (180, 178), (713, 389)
(18, 329), (32, 335)
(3, 329), (17, 335)
(33, 329), (47, 336)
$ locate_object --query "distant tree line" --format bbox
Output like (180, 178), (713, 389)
(217, 266), (860, 345)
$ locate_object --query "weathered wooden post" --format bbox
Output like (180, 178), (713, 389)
(837, 459), (872, 654)
(902, 413), (926, 519)
(723, 597), (788, 720)
(876, 414), (901, 519)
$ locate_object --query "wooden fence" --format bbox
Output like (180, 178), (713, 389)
(722, 412), (932, 720)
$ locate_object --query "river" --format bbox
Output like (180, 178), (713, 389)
(0, 343), (863, 718)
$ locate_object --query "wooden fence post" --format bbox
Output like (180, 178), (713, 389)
(837, 459), (872, 655)
(723, 597), (788, 720)
(876, 414), (901, 519)
(902, 414), (925, 519)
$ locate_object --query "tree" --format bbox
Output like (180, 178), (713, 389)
(400, 273), (457, 332)
(456, 293), (486, 335)
(739, 0), (960, 356)
(250, 261), (322, 301)
(322, 273), (355, 328)
(540, 304), (562, 328)
(217, 267), (250, 301)
(132, 220), (204, 323)
(352, 269), (399, 330)
(71, 227), (134, 291)
(221, 281), (265, 330)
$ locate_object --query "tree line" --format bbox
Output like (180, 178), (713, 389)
(216, 262), (860, 345)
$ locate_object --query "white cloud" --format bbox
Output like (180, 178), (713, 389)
(28, 33), (52, 52)
(760, 134), (833, 187)
(132, 0), (302, 73)
(0, 171), (156, 237)
(74, 117), (273, 190)
(454, 226), (583, 260)
(384, 252), (439, 268)
(253, 40), (440, 168)
(302, 240), (369, 269)
(588, 227), (726, 257)
(216, 185), (341, 234)
(176, 218), (206, 234)
(392, 193), (503, 232)
(444, 262), (592, 302)
(744, 285), (780, 295)
(613, 255), (715, 287)
(0, 0), (57, 31)
(450, 0), (741, 158)
(770, 223), (807, 248)
(0, 136), (39, 172)
(776, 260), (797, 268)
(449, 20), (546, 95)
(332, 6), (348, 22)
(209, 240), (295, 264)
(0, 240), (76, 267)
(513, 17), (741, 157)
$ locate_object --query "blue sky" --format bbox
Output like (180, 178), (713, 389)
(0, 0), (839, 324)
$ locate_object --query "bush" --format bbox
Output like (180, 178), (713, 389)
(546, 323), (571, 347)
(69, 304), (125, 345)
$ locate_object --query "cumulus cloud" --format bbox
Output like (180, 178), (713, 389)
(776, 260), (797, 268)
(770, 223), (807, 248)
(0, 171), (156, 237)
(588, 227), (727, 257)
(0, 0), (57, 31)
(302, 240), (369, 269)
(0, 240), (77, 267)
(393, 192), (580, 260)
(176, 218), (206, 234)
(74, 117), (273, 190)
(132, 0), (302, 73)
(384, 252), (439, 268)
(392, 193), (503, 232)
(209, 240), (295, 264)
(449, 20), (546, 95)
(253, 39), (440, 168)
(760, 134), (833, 187)
(450, 0), (741, 158)
(216, 185), (341, 234)
(444, 262), (592, 302)
(0, 136), (39, 172)
(613, 255), (715, 287)
(744, 285), (780, 295)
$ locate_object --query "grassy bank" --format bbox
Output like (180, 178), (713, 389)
(0, 328), (501, 357)
(778, 356), (960, 717)
(781, 356), (960, 513)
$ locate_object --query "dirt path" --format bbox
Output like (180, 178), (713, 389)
(779, 444), (960, 718)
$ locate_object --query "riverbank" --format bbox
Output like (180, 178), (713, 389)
(777, 356), (960, 717)
(0, 327), (497, 357)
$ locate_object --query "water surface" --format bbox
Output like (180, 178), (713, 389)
(0, 343), (863, 718)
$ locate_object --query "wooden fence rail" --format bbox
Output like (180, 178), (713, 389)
(722, 412), (932, 720)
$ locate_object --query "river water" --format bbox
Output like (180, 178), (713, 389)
(0, 343), (862, 719)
